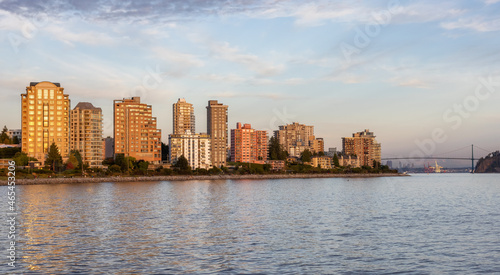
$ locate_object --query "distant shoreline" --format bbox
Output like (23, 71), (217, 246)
(10, 173), (407, 186)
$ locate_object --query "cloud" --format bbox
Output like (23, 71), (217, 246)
(324, 73), (366, 84)
(441, 17), (500, 32)
(394, 78), (431, 89)
(208, 41), (284, 77)
(44, 24), (115, 46)
(484, 0), (500, 5)
(210, 91), (301, 100)
(151, 47), (204, 77)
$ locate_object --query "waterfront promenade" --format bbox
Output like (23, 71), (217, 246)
(11, 173), (406, 185)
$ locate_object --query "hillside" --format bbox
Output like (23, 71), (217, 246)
(475, 151), (500, 173)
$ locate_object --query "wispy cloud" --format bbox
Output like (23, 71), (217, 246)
(393, 78), (431, 89)
(44, 24), (115, 46)
(210, 91), (301, 100)
(441, 17), (500, 32)
(484, 0), (500, 5)
(152, 47), (204, 77)
(208, 41), (284, 77)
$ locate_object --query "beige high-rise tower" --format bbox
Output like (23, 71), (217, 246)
(207, 100), (228, 167)
(173, 98), (195, 135)
(70, 102), (103, 168)
(21, 81), (70, 161)
(113, 97), (162, 164)
(342, 129), (381, 167)
(274, 122), (316, 157)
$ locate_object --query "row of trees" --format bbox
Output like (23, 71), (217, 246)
(0, 126), (19, 144)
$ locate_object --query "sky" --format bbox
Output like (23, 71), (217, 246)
(1, 0), (499, 167)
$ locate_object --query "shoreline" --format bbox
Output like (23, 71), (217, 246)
(10, 173), (407, 186)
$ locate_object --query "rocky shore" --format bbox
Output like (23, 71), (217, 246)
(11, 173), (407, 186)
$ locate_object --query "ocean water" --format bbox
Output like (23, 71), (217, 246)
(1, 174), (500, 274)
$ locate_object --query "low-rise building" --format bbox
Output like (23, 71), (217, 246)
(266, 160), (285, 171)
(326, 148), (337, 157)
(339, 155), (361, 168)
(311, 156), (334, 169)
(169, 131), (211, 170)
(7, 129), (22, 142)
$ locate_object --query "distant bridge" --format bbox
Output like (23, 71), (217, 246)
(381, 145), (494, 173)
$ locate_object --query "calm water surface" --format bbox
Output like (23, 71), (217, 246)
(1, 174), (500, 274)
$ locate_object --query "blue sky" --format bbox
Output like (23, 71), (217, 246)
(1, 0), (499, 166)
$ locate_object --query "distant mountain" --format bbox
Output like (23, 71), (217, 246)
(475, 151), (500, 173)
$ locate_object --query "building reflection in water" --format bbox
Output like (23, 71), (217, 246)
(15, 179), (284, 273)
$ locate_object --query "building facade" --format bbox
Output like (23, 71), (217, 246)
(103, 137), (114, 159)
(113, 97), (161, 164)
(7, 129), (22, 142)
(21, 81), (70, 161)
(326, 147), (337, 157)
(309, 137), (324, 154)
(274, 122), (323, 157)
(169, 132), (211, 169)
(70, 102), (104, 168)
(339, 155), (361, 168)
(311, 156), (334, 169)
(342, 129), (381, 167)
(207, 100), (228, 167)
(266, 160), (285, 171)
(230, 123), (268, 164)
(173, 98), (195, 135)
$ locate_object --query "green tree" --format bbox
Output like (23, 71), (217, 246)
(300, 149), (312, 163)
(108, 164), (122, 173)
(269, 136), (287, 160)
(137, 160), (149, 171)
(45, 142), (62, 171)
(174, 155), (191, 171)
(0, 126), (11, 144)
(114, 154), (136, 172)
(123, 156), (136, 172)
(12, 136), (19, 144)
(208, 166), (221, 175)
(333, 153), (340, 167)
(12, 151), (37, 166)
(115, 153), (125, 167)
(66, 154), (79, 170)
(0, 147), (21, 158)
(69, 150), (83, 169)
(161, 142), (169, 161)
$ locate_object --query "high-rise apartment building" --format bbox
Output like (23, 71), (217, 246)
(274, 122), (324, 157)
(173, 98), (195, 135)
(230, 123), (268, 164)
(21, 81), (70, 161)
(70, 102), (103, 168)
(207, 100), (228, 167)
(113, 97), (161, 164)
(309, 137), (324, 154)
(342, 129), (381, 167)
(103, 136), (114, 159)
(169, 132), (211, 169)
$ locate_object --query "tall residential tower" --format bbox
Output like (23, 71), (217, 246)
(173, 98), (195, 135)
(21, 81), (70, 161)
(207, 100), (228, 167)
(342, 129), (381, 167)
(113, 97), (161, 164)
(230, 123), (268, 164)
(70, 102), (103, 168)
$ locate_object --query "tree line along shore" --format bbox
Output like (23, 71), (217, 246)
(1, 137), (400, 185)
(8, 173), (406, 186)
